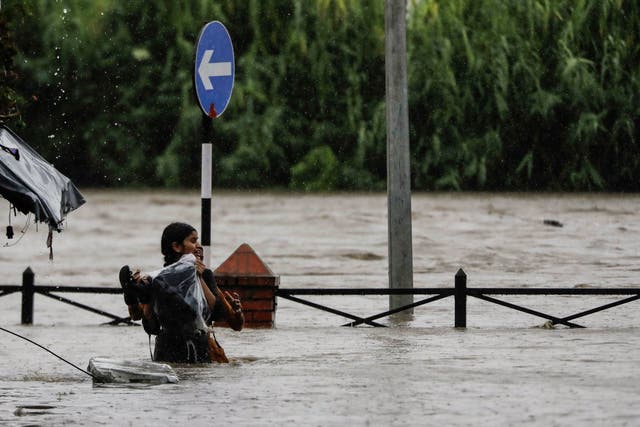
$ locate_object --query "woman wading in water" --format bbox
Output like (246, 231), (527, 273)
(119, 222), (243, 363)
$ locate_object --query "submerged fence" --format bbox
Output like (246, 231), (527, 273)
(1, 267), (639, 328)
(0, 268), (135, 326)
(277, 269), (640, 328)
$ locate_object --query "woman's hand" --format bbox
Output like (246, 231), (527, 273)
(223, 291), (244, 331)
(132, 270), (142, 282)
(225, 291), (242, 313)
(195, 259), (207, 276)
(132, 270), (152, 286)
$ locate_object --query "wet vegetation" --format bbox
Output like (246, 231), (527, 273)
(1, 1), (639, 191)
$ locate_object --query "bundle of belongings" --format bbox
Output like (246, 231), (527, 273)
(121, 254), (228, 364)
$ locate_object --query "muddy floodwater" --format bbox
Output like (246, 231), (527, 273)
(1, 190), (639, 426)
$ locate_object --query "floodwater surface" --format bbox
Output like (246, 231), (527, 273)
(1, 191), (639, 426)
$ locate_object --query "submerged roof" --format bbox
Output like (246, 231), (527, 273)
(215, 243), (275, 276)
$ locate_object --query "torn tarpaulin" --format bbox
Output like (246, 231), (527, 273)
(0, 124), (85, 232)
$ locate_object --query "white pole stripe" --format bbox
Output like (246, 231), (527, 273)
(201, 143), (212, 199)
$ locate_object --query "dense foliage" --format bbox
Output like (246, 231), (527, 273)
(1, 0), (638, 191)
(0, 3), (25, 121)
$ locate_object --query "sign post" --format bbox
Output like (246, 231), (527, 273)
(194, 21), (235, 265)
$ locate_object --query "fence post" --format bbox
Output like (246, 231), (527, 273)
(21, 267), (34, 324)
(455, 268), (467, 328)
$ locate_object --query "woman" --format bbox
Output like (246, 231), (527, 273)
(119, 222), (243, 363)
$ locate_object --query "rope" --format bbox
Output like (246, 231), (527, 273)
(0, 325), (96, 379)
(186, 339), (197, 363)
(148, 334), (154, 361)
(2, 212), (31, 248)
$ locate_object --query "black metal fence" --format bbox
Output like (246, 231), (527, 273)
(1, 268), (134, 325)
(276, 268), (640, 328)
(1, 267), (639, 328)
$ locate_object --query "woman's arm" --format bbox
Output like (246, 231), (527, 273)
(195, 259), (217, 311)
(199, 277), (217, 311)
(202, 269), (244, 331)
(219, 291), (244, 331)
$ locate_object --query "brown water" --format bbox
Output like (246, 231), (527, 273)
(1, 190), (639, 426)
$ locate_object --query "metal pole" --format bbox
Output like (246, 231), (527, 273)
(21, 267), (34, 324)
(455, 269), (467, 328)
(385, 0), (413, 312)
(201, 115), (212, 266)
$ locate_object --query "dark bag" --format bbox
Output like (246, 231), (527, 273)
(207, 331), (229, 363)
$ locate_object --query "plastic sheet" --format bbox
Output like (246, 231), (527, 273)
(0, 124), (85, 231)
(149, 254), (210, 334)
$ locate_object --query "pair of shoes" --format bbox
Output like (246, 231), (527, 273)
(119, 265), (153, 305)
(119, 265), (139, 306)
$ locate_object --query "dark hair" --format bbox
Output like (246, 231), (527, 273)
(161, 222), (196, 266)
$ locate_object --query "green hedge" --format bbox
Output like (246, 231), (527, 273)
(2, 0), (638, 190)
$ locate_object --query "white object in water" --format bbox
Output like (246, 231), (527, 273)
(87, 357), (179, 384)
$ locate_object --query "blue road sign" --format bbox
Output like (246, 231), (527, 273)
(194, 21), (235, 118)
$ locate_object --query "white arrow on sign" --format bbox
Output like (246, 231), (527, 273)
(198, 49), (232, 90)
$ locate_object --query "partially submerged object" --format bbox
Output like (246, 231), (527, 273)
(2, 327), (178, 384)
(543, 219), (563, 228)
(87, 357), (179, 384)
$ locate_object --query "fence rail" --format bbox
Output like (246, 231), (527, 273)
(276, 268), (640, 328)
(0, 267), (135, 325)
(1, 267), (639, 328)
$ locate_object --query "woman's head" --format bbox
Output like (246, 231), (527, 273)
(160, 222), (201, 266)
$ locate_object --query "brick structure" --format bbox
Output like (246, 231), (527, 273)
(214, 243), (278, 328)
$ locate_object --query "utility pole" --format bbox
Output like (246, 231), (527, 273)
(385, 0), (413, 313)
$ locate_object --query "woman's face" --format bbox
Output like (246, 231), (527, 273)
(172, 231), (202, 257)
